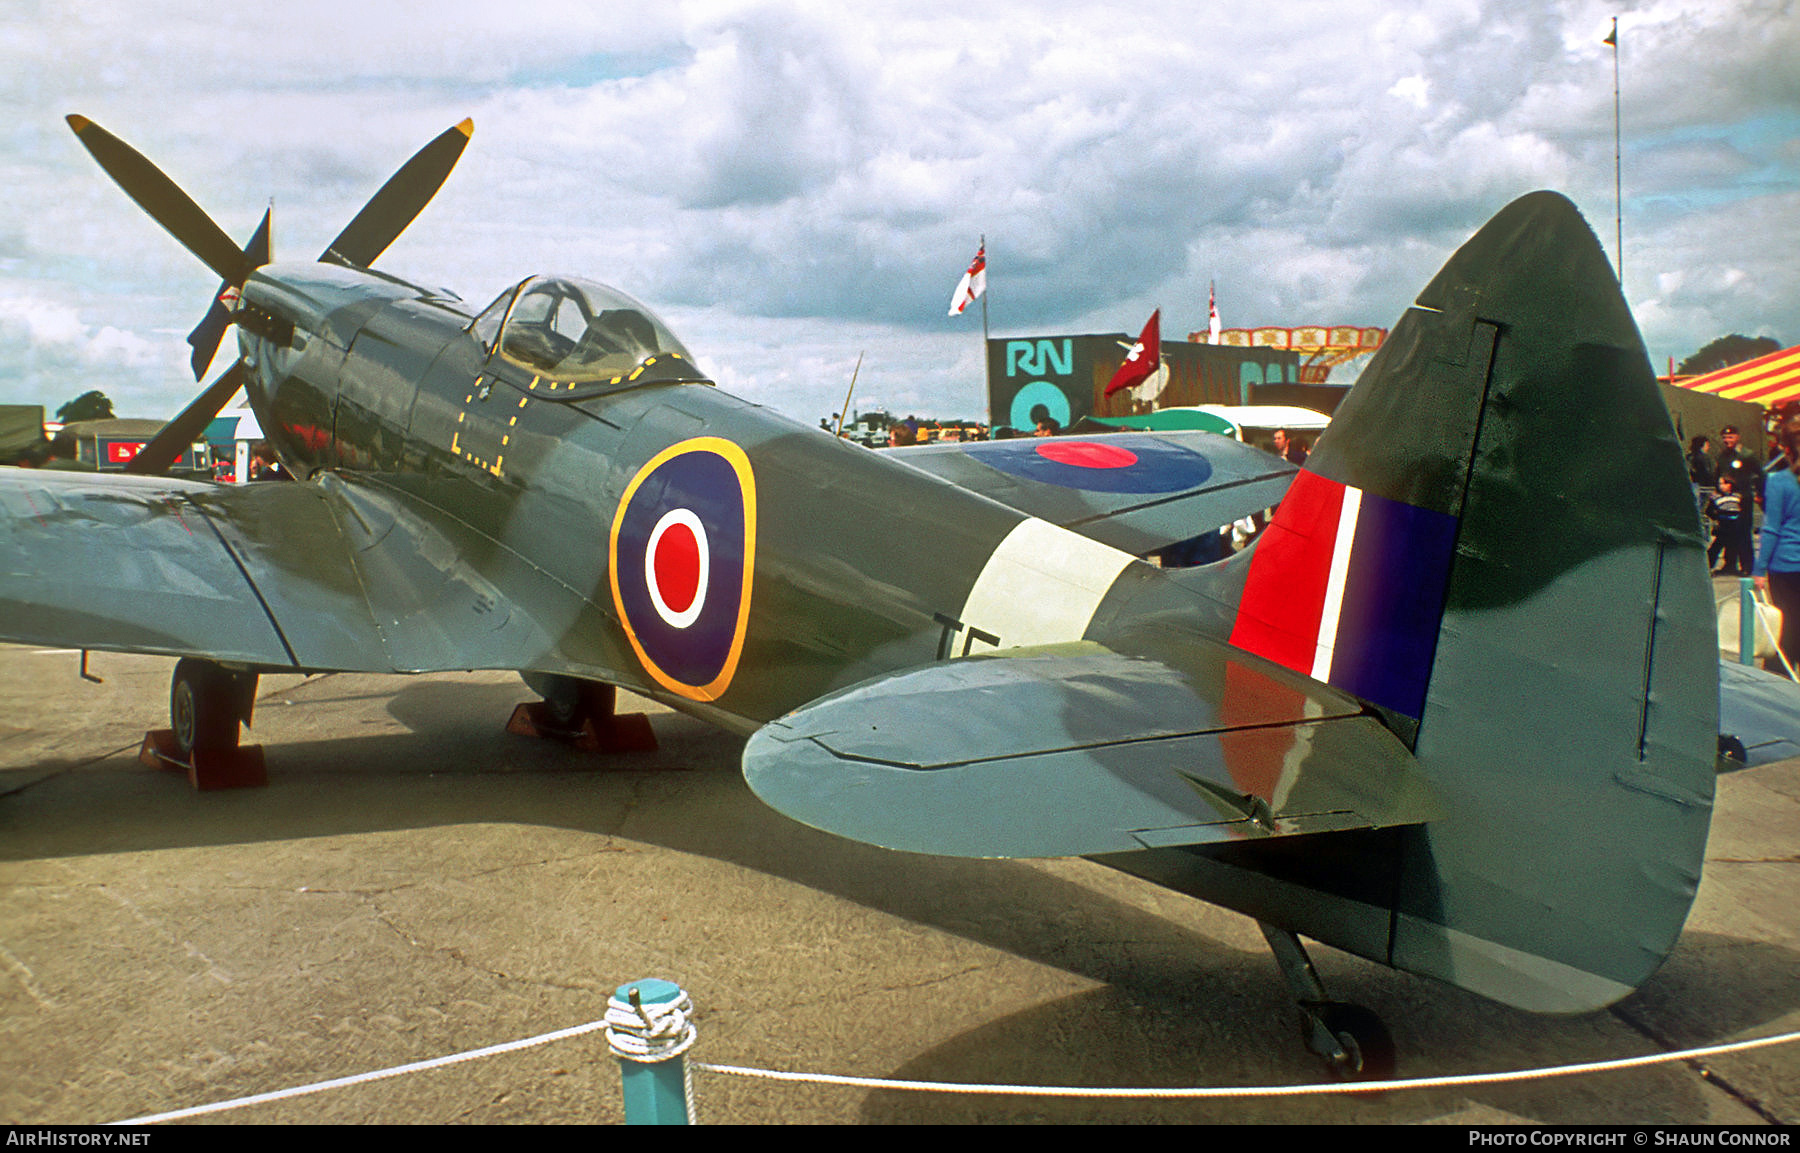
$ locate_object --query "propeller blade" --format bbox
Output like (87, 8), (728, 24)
(186, 209), (272, 380)
(123, 360), (245, 476)
(65, 115), (251, 285)
(320, 119), (472, 268)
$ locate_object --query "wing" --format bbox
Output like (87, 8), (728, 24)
(888, 431), (1294, 555)
(1720, 659), (1800, 765)
(743, 640), (1435, 859)
(0, 468), (604, 676)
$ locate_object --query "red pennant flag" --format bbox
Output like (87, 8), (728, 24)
(1104, 309), (1161, 396)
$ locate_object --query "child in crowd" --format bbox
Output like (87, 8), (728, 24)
(1708, 473), (1752, 576)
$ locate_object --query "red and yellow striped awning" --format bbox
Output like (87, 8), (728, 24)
(1677, 344), (1800, 407)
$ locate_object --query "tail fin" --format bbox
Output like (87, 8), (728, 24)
(1222, 192), (1715, 1011)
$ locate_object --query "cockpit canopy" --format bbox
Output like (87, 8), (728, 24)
(472, 276), (697, 383)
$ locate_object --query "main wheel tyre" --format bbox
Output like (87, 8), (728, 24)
(520, 673), (619, 732)
(520, 672), (591, 729)
(1313, 1002), (1396, 1081)
(170, 659), (241, 757)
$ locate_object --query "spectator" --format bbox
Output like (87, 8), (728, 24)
(1708, 473), (1753, 576)
(1271, 428), (1308, 467)
(1687, 435), (1716, 490)
(1717, 425), (1762, 502)
(1756, 414), (1800, 676)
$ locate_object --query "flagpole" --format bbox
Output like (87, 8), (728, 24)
(834, 352), (863, 437)
(1609, 16), (1623, 284)
(978, 234), (991, 431)
(1155, 303), (1163, 384)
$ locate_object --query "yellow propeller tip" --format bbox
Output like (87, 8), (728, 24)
(456, 118), (473, 137)
(66, 114), (91, 133)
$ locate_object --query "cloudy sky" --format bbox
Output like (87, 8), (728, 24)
(2, 0), (1795, 427)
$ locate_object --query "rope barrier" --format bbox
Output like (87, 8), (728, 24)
(605, 980), (700, 1124)
(110, 1018), (610, 1125)
(694, 1029), (1800, 1099)
(107, 1018), (1800, 1122)
(605, 984), (698, 1063)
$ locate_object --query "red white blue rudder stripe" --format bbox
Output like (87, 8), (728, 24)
(1229, 469), (1458, 720)
(609, 437), (757, 702)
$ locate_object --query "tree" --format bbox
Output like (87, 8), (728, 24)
(1677, 335), (1782, 377)
(55, 390), (115, 423)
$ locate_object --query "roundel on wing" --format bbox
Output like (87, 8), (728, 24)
(964, 437), (1213, 493)
(610, 437), (757, 701)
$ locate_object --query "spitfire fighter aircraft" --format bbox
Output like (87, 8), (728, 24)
(0, 117), (1723, 1078)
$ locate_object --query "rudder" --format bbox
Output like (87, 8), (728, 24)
(1226, 192), (1715, 1011)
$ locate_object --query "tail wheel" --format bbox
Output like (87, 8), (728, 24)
(170, 659), (246, 757)
(1310, 1002), (1396, 1081)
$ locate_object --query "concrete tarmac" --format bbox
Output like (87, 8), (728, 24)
(1, 643), (1796, 1125)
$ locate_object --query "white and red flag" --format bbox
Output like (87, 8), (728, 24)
(1207, 282), (1221, 344)
(1104, 308), (1161, 396)
(948, 244), (987, 316)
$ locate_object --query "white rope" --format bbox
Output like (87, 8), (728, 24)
(110, 1017), (610, 1125)
(694, 1029), (1800, 1099)
(107, 1019), (1800, 1123)
(605, 983), (700, 1124)
(604, 986), (698, 1064)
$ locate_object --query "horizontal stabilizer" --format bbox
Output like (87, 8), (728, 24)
(743, 642), (1434, 859)
(890, 431), (1295, 555)
(1720, 660), (1800, 765)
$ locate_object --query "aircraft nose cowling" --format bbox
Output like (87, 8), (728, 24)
(241, 262), (417, 351)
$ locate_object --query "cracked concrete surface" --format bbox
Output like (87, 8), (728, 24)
(1, 646), (1797, 1124)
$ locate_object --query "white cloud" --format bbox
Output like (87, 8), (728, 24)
(0, 291), (159, 366)
(2, 0), (1795, 425)
(1390, 76), (1432, 109)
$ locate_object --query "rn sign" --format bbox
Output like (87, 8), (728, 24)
(991, 338), (1079, 433)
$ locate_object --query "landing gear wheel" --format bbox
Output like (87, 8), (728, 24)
(1308, 1002), (1395, 1081)
(521, 672), (595, 731)
(509, 673), (658, 755)
(143, 661), (264, 789)
(540, 678), (587, 728)
(170, 658), (242, 756)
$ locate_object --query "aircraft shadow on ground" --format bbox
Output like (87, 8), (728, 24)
(4, 676), (1796, 1109)
(2, 680), (1265, 985)
(853, 981), (1753, 1124)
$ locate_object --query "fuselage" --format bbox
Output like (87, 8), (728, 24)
(233, 261), (1226, 732)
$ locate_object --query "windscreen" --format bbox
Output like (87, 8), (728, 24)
(475, 276), (696, 382)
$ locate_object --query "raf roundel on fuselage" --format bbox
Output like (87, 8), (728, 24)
(609, 437), (758, 703)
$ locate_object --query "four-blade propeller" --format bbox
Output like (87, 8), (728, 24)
(65, 115), (472, 476)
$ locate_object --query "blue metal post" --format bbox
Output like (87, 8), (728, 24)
(610, 978), (693, 1125)
(1741, 578), (1757, 666)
